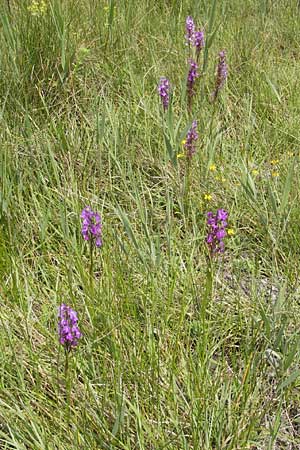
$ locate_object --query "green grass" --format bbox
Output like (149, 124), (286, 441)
(1, 0), (300, 448)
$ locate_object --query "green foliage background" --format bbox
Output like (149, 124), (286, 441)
(0, 0), (300, 448)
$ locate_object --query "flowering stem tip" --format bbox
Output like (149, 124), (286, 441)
(184, 120), (198, 158)
(206, 209), (228, 255)
(58, 304), (82, 351)
(194, 30), (205, 59)
(185, 16), (205, 60)
(185, 16), (195, 45)
(212, 50), (227, 101)
(187, 59), (199, 112)
(81, 206), (102, 248)
(158, 77), (170, 111)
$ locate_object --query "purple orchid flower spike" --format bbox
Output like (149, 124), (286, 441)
(158, 77), (170, 111)
(81, 206), (102, 248)
(187, 59), (199, 112)
(184, 120), (198, 158)
(185, 16), (195, 45)
(206, 209), (229, 255)
(211, 50), (227, 101)
(58, 304), (82, 351)
(194, 30), (205, 59)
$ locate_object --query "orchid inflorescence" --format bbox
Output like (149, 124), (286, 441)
(212, 50), (227, 101)
(158, 77), (170, 111)
(184, 120), (199, 158)
(81, 206), (102, 248)
(206, 209), (229, 254)
(185, 16), (205, 55)
(58, 304), (82, 351)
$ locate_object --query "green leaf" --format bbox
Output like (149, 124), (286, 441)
(277, 369), (300, 391)
(115, 206), (146, 265)
(279, 160), (294, 217)
(164, 132), (176, 166)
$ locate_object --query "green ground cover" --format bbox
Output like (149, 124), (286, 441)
(0, 0), (300, 448)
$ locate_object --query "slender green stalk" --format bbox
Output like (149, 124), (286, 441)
(183, 157), (191, 218)
(89, 238), (94, 285)
(64, 349), (71, 425)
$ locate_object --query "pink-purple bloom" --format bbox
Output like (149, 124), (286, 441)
(185, 16), (195, 45)
(185, 16), (205, 55)
(184, 120), (198, 158)
(187, 59), (199, 109)
(187, 59), (199, 87)
(212, 50), (227, 101)
(194, 30), (205, 56)
(58, 304), (82, 351)
(206, 209), (228, 254)
(158, 77), (170, 111)
(81, 206), (102, 248)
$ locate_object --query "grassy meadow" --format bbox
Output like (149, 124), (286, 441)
(1, 0), (300, 448)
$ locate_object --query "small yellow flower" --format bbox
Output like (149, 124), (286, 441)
(270, 159), (279, 166)
(221, 177), (227, 183)
(252, 169), (259, 176)
(227, 228), (235, 236)
(271, 171), (279, 177)
(181, 139), (187, 146)
(209, 164), (216, 172)
(177, 152), (185, 159)
(27, 0), (47, 16)
(204, 193), (212, 201)
(215, 175), (221, 181)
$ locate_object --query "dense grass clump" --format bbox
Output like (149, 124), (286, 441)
(0, 0), (300, 448)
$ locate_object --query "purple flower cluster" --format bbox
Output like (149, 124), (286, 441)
(187, 59), (199, 106)
(58, 304), (82, 350)
(206, 209), (228, 254)
(185, 16), (205, 55)
(194, 30), (205, 57)
(187, 59), (199, 88)
(185, 16), (195, 44)
(81, 206), (102, 248)
(158, 77), (170, 111)
(212, 50), (227, 100)
(184, 120), (198, 158)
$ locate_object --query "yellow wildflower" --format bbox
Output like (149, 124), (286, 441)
(204, 193), (212, 201)
(214, 175), (226, 182)
(252, 169), (259, 176)
(181, 139), (187, 146)
(271, 171), (279, 177)
(209, 164), (216, 172)
(270, 159), (279, 166)
(27, 0), (47, 16)
(227, 228), (235, 236)
(177, 152), (185, 159)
